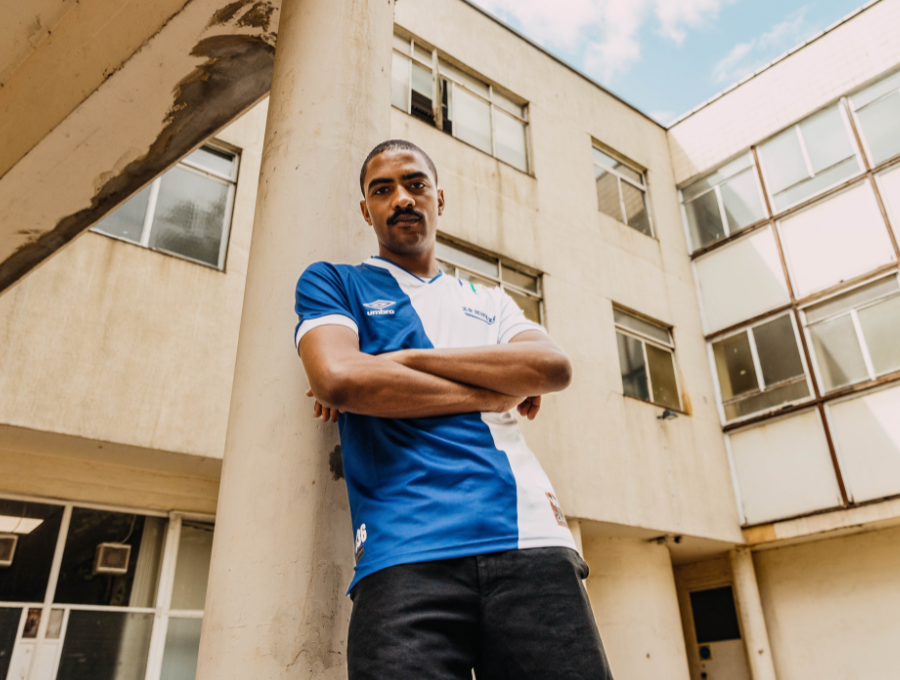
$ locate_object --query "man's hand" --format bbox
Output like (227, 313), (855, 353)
(306, 388), (341, 422)
(517, 395), (541, 420)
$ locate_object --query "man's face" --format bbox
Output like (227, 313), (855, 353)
(360, 149), (444, 255)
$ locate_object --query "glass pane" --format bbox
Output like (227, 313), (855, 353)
(617, 333), (650, 401)
(809, 315), (869, 391)
(435, 241), (497, 276)
(613, 309), (670, 345)
(759, 127), (809, 196)
(413, 43), (432, 65)
(773, 157), (860, 211)
(56, 611), (153, 680)
(438, 59), (489, 97)
(647, 345), (680, 409)
(149, 167), (229, 267)
(392, 32), (410, 55)
(851, 70), (900, 110)
(622, 182), (652, 235)
(391, 52), (410, 111)
(457, 270), (497, 291)
(754, 315), (805, 385)
(724, 379), (810, 420)
(858, 294), (900, 375)
(857, 91), (900, 166)
(506, 289), (541, 324)
(595, 168), (622, 222)
(800, 106), (854, 174)
(93, 184), (151, 244)
(0, 499), (64, 603)
(713, 331), (758, 400)
(778, 183), (894, 298)
(170, 521), (214, 611)
(453, 86), (492, 155)
(494, 109), (527, 172)
(721, 170), (765, 231)
(879, 164), (900, 237)
(47, 608), (64, 638)
(0, 607), (20, 680)
(183, 147), (235, 179)
(492, 90), (524, 117)
(160, 618), (203, 680)
(805, 276), (900, 324)
(410, 62), (434, 126)
(685, 189), (725, 250)
(682, 154), (754, 201)
(55, 510), (166, 607)
(502, 266), (538, 293)
(694, 228), (791, 333)
(592, 148), (642, 184)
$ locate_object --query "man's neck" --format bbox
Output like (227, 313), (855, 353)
(376, 246), (440, 280)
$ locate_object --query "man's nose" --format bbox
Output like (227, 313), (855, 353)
(393, 186), (415, 208)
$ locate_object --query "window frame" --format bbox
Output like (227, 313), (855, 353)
(707, 312), (814, 425)
(592, 144), (654, 237)
(800, 271), (900, 394)
(0, 491), (213, 680)
(91, 142), (240, 271)
(847, 69), (900, 169)
(613, 308), (683, 411)
(434, 235), (544, 326)
(392, 32), (532, 174)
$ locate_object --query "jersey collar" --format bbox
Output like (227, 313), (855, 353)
(365, 256), (444, 285)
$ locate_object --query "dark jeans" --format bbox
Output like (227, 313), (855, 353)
(347, 547), (614, 679)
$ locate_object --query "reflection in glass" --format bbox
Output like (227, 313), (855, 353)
(22, 608), (40, 638)
(493, 109), (527, 172)
(92, 185), (152, 244)
(622, 182), (651, 235)
(858, 295), (900, 376)
(804, 276), (899, 324)
(613, 309), (670, 345)
(617, 333), (650, 401)
(857, 90), (900, 166)
(149, 167), (229, 267)
(647, 345), (680, 409)
(391, 52), (410, 111)
(502, 267), (538, 293)
(713, 332), (758, 399)
(809, 315), (868, 391)
(435, 241), (497, 277)
(410, 62), (434, 126)
(801, 106), (855, 173)
(56, 611), (153, 680)
(160, 618), (203, 680)
(170, 522), (214, 612)
(773, 157), (860, 211)
(760, 127), (808, 195)
(592, 148), (642, 184)
(184, 147), (235, 178)
(595, 168), (621, 222)
(0, 607), (20, 680)
(754, 315), (805, 385)
(685, 189), (725, 249)
(0, 499), (64, 603)
(47, 609), (64, 639)
(453, 86), (492, 155)
(507, 290), (541, 325)
(721, 170), (765, 232)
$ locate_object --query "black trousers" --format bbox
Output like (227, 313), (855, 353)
(347, 547), (614, 679)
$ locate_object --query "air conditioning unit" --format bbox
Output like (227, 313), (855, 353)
(0, 535), (17, 567)
(93, 543), (131, 574)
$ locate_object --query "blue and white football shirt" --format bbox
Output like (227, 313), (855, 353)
(295, 256), (575, 591)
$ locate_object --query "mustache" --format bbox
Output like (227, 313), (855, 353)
(387, 206), (425, 226)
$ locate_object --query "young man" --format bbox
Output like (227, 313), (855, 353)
(294, 140), (612, 679)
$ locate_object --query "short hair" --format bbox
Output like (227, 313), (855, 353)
(359, 139), (439, 195)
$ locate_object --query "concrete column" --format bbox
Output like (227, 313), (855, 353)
(730, 548), (778, 680)
(567, 518), (583, 556)
(195, 0), (393, 678)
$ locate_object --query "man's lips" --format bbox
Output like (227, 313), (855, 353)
(390, 215), (422, 225)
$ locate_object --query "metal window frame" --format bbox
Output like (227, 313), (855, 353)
(592, 146), (653, 237)
(612, 309), (682, 411)
(0, 491), (212, 680)
(847, 70), (900, 170)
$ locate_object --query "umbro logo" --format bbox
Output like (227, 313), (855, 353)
(363, 299), (396, 316)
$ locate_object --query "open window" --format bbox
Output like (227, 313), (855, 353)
(614, 309), (681, 410)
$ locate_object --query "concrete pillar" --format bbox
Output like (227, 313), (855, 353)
(195, 0), (393, 678)
(730, 548), (778, 680)
(568, 518), (583, 556)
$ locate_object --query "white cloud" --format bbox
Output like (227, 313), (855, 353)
(712, 6), (815, 83)
(472, 0), (725, 84)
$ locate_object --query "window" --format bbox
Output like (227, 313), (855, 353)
(592, 147), (652, 236)
(391, 33), (529, 172)
(712, 314), (810, 422)
(757, 104), (861, 212)
(803, 275), (900, 393)
(693, 227), (791, 334)
(93, 144), (239, 269)
(850, 70), (900, 167)
(0, 496), (213, 680)
(777, 182), (895, 298)
(877, 164), (900, 241)
(434, 238), (543, 324)
(681, 154), (766, 251)
(614, 309), (681, 410)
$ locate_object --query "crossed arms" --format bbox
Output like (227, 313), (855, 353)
(298, 325), (573, 421)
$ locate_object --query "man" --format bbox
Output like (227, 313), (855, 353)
(295, 139), (612, 679)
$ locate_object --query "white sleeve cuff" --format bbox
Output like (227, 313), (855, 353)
(295, 314), (359, 349)
(500, 321), (547, 344)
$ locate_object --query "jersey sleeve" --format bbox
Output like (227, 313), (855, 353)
(497, 289), (547, 344)
(294, 262), (360, 350)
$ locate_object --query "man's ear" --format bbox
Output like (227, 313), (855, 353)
(437, 188), (445, 216)
(360, 199), (372, 225)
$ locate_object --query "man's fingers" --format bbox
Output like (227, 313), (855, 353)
(306, 388), (314, 397)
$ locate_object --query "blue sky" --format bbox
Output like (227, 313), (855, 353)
(467, 0), (871, 125)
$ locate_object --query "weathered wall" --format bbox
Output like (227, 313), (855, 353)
(754, 525), (900, 680)
(393, 0), (742, 544)
(583, 536), (692, 680)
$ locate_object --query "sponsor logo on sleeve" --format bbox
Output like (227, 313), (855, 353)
(363, 300), (396, 316)
(546, 493), (568, 527)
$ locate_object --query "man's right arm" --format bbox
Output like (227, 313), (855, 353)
(299, 325), (524, 419)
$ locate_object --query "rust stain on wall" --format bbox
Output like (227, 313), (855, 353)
(237, 2), (275, 29)
(0, 34), (274, 294)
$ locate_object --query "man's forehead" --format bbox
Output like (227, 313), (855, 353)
(366, 149), (432, 181)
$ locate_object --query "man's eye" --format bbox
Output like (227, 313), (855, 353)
(411, 182), (426, 189)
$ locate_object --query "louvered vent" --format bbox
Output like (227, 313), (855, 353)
(0, 535), (17, 567)
(93, 543), (131, 574)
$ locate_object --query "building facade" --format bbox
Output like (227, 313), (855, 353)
(1, 0), (899, 679)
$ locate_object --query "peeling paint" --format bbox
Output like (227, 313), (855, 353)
(206, 0), (254, 28)
(0, 34), (274, 293)
(237, 2), (275, 30)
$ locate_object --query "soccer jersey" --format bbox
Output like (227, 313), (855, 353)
(294, 256), (575, 592)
